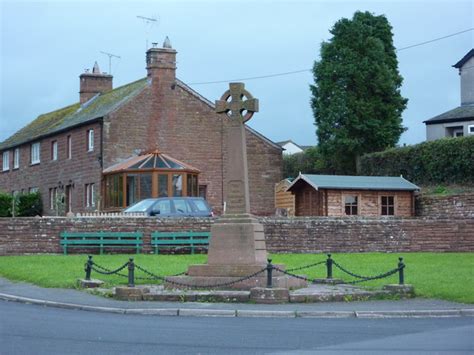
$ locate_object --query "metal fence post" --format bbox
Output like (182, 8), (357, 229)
(398, 257), (405, 285)
(85, 255), (93, 281)
(128, 258), (135, 287)
(326, 254), (333, 279)
(266, 259), (273, 288)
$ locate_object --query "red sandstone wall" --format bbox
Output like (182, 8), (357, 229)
(1, 216), (472, 256)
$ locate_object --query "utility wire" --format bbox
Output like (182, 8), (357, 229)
(187, 28), (473, 85)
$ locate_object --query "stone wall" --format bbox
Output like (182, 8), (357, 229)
(416, 193), (474, 219)
(1, 215), (473, 256)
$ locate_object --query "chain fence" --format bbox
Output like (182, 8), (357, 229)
(82, 254), (406, 290)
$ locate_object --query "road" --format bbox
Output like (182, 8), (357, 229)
(1, 301), (473, 354)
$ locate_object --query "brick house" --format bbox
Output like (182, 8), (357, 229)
(287, 174), (419, 217)
(0, 38), (283, 216)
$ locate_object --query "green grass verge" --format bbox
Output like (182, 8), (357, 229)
(0, 252), (472, 304)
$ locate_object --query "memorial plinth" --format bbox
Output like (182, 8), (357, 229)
(165, 83), (306, 290)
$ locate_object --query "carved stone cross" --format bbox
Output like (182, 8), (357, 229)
(215, 82), (259, 122)
(215, 82), (259, 215)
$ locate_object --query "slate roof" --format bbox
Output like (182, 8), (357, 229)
(1, 76), (282, 152)
(453, 48), (474, 69)
(287, 174), (419, 192)
(0, 78), (148, 150)
(423, 104), (474, 125)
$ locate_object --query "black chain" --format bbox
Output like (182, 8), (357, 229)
(332, 260), (385, 280)
(134, 263), (267, 289)
(90, 261), (129, 276)
(272, 265), (313, 282)
(286, 260), (326, 272)
(344, 267), (402, 284)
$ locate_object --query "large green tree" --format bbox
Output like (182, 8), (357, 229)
(311, 11), (407, 174)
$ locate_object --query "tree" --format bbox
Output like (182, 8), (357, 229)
(311, 11), (407, 174)
(282, 146), (323, 179)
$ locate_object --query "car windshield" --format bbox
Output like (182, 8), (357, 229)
(125, 199), (156, 212)
(193, 199), (210, 212)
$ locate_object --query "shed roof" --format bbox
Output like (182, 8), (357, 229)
(287, 174), (419, 192)
(423, 104), (474, 125)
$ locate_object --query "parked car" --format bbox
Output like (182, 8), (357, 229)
(124, 197), (213, 217)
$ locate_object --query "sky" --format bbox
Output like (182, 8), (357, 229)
(0, 0), (473, 147)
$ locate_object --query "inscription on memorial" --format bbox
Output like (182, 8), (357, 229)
(227, 180), (245, 213)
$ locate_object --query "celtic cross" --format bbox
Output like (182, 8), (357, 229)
(215, 83), (259, 122)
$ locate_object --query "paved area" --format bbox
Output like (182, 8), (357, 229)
(1, 277), (473, 318)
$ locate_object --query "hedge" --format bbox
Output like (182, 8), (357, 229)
(0, 191), (43, 217)
(0, 192), (12, 217)
(359, 136), (474, 185)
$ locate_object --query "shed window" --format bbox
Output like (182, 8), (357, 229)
(344, 195), (358, 215)
(381, 196), (395, 216)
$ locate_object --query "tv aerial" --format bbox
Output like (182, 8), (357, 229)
(137, 14), (159, 50)
(100, 51), (121, 75)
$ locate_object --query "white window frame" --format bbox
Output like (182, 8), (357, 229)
(67, 135), (72, 159)
(31, 142), (40, 165)
(468, 125), (474, 135)
(85, 183), (96, 207)
(2, 151), (9, 171)
(13, 148), (19, 169)
(91, 183), (95, 207)
(29, 187), (39, 193)
(87, 129), (94, 152)
(51, 141), (58, 161)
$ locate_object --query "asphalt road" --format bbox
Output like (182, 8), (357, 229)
(1, 301), (473, 354)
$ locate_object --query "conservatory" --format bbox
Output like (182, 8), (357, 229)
(102, 150), (200, 210)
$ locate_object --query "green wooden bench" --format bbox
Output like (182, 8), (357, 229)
(151, 231), (211, 254)
(60, 231), (143, 255)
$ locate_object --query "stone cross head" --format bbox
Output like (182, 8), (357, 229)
(215, 83), (259, 122)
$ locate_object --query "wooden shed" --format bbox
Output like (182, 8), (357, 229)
(287, 174), (419, 217)
(275, 179), (295, 216)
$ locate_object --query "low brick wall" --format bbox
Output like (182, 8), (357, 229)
(1, 216), (473, 255)
(416, 193), (474, 219)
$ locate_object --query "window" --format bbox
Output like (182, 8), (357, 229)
(29, 187), (39, 193)
(31, 142), (40, 164)
(67, 135), (72, 159)
(85, 183), (95, 207)
(468, 125), (474, 135)
(13, 148), (19, 169)
(344, 195), (358, 215)
(381, 196), (395, 216)
(51, 141), (58, 161)
(2, 151), (9, 171)
(49, 187), (57, 210)
(87, 129), (94, 152)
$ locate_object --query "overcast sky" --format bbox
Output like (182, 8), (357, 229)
(1, 0), (473, 147)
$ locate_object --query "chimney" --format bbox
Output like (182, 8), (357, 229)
(453, 49), (474, 106)
(79, 61), (113, 104)
(146, 36), (177, 83)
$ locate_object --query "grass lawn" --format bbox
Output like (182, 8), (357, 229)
(0, 252), (472, 304)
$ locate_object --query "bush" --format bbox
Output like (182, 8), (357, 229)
(16, 192), (43, 217)
(360, 136), (474, 185)
(0, 192), (13, 217)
